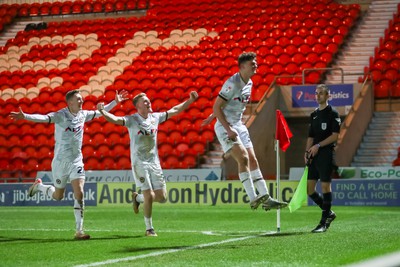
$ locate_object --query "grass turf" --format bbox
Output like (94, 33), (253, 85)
(0, 205), (399, 267)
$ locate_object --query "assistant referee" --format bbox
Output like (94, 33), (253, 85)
(305, 84), (341, 233)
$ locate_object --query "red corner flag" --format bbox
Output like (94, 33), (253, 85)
(276, 109), (293, 152)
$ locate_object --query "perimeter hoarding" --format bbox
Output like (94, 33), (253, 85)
(312, 179), (400, 206)
(96, 181), (298, 206)
(0, 183), (97, 206)
(292, 84), (353, 108)
(290, 166), (400, 180)
(1, 180), (398, 207)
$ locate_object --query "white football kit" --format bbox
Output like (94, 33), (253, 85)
(124, 112), (167, 191)
(24, 101), (116, 188)
(215, 72), (253, 153)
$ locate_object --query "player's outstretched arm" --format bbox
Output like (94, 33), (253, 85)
(201, 113), (215, 126)
(97, 103), (125, 126)
(99, 90), (129, 112)
(167, 91), (198, 118)
(10, 107), (51, 123)
(115, 90), (129, 104)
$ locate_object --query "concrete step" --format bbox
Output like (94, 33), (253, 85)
(208, 151), (223, 157)
(365, 128), (400, 137)
(353, 155), (397, 162)
(200, 163), (221, 168)
(363, 136), (400, 143)
(373, 112), (400, 118)
(356, 149), (398, 156)
(360, 142), (399, 149)
(369, 122), (400, 127)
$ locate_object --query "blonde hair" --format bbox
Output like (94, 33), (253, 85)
(132, 93), (147, 107)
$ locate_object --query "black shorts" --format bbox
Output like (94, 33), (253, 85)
(308, 147), (335, 182)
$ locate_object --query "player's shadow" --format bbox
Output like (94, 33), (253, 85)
(259, 231), (309, 237)
(120, 245), (193, 253)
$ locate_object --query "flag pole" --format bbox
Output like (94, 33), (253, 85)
(276, 139), (281, 233)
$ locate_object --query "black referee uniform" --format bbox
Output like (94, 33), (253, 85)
(307, 104), (341, 233)
(307, 105), (341, 181)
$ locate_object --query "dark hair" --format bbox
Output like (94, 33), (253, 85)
(238, 52), (257, 66)
(65, 90), (80, 102)
(132, 92), (147, 107)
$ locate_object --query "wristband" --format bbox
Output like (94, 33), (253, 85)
(316, 143), (320, 148)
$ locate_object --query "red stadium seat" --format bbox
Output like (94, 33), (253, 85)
(18, 4), (29, 17)
(39, 3), (50, 16)
(72, 1), (83, 13)
(192, 142), (206, 154)
(159, 143), (174, 158)
(116, 156), (130, 169)
(86, 156), (100, 170)
(61, 1), (72, 14)
(29, 3), (40, 16)
(165, 155), (179, 169)
(101, 156), (116, 169)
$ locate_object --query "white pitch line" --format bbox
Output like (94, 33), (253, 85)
(74, 232), (275, 267)
(344, 251), (400, 267)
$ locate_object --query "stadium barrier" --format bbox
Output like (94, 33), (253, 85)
(1, 179), (399, 207)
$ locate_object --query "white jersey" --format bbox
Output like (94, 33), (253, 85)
(124, 112), (167, 165)
(217, 72), (252, 125)
(24, 101), (116, 164)
(50, 108), (98, 163)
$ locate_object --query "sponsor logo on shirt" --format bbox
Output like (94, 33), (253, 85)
(233, 95), (250, 103)
(137, 129), (157, 135)
(65, 126), (82, 133)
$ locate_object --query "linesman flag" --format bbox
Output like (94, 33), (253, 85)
(276, 110), (293, 152)
(288, 166), (308, 213)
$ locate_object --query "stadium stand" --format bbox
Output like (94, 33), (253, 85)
(1, 0), (398, 179)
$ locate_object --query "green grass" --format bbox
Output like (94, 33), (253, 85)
(0, 205), (399, 267)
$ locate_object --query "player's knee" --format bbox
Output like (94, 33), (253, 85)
(239, 154), (249, 166)
(53, 195), (64, 201)
(155, 192), (167, 203)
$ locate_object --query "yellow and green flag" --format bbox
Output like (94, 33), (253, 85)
(288, 166), (308, 213)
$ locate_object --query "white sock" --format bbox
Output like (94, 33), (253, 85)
(38, 184), (56, 199)
(144, 216), (153, 230)
(74, 199), (84, 233)
(136, 194), (144, 203)
(239, 172), (257, 201)
(250, 169), (269, 197)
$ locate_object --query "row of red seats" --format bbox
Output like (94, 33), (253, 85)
(16, 0), (148, 17)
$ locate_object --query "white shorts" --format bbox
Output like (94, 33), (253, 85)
(215, 122), (253, 153)
(51, 159), (85, 189)
(131, 163), (166, 191)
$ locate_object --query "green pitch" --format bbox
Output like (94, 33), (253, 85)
(0, 205), (399, 267)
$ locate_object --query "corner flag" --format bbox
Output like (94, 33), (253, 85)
(288, 166), (308, 213)
(276, 110), (293, 152)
